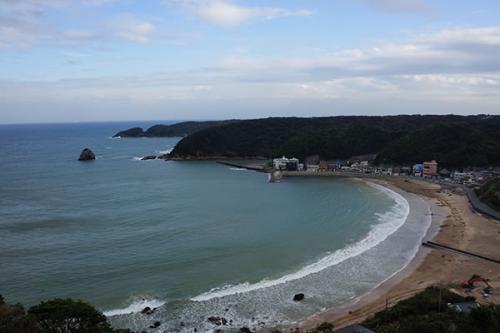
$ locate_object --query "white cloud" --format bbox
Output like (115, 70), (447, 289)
(169, 0), (313, 28)
(0, 0), (155, 48)
(112, 18), (156, 42)
(2, 25), (500, 122)
(63, 29), (96, 40)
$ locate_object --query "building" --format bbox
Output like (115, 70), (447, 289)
(306, 164), (319, 172)
(273, 156), (299, 171)
(448, 301), (480, 313)
(423, 160), (438, 177)
(319, 160), (329, 171)
(413, 163), (423, 177)
(439, 168), (451, 178)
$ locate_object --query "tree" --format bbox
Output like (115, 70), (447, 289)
(28, 299), (113, 333)
(313, 322), (334, 333)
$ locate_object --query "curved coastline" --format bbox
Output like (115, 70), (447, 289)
(106, 177), (428, 333)
(191, 180), (410, 302)
(295, 177), (445, 332)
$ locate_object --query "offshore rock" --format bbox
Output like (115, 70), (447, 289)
(141, 307), (155, 315)
(141, 155), (157, 160)
(293, 293), (305, 301)
(78, 148), (95, 161)
(208, 316), (228, 326)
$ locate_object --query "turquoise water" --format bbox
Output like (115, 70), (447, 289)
(0, 122), (427, 332)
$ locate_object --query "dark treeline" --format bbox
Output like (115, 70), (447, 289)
(0, 295), (131, 333)
(169, 115), (500, 168)
(362, 287), (500, 333)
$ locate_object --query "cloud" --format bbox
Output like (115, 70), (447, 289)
(2, 25), (500, 122)
(169, 0), (313, 28)
(358, 0), (431, 13)
(0, 0), (157, 48)
(111, 17), (157, 42)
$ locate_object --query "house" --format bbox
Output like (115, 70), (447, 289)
(413, 163), (423, 177)
(448, 301), (480, 313)
(423, 160), (438, 177)
(319, 160), (329, 171)
(439, 168), (451, 178)
(400, 166), (412, 176)
(327, 160), (342, 170)
(306, 164), (319, 172)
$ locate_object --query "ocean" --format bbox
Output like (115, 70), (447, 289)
(0, 122), (431, 332)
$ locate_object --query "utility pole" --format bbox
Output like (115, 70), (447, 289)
(438, 284), (442, 313)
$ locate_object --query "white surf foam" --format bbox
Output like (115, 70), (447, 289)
(104, 298), (165, 317)
(158, 149), (172, 155)
(229, 167), (247, 171)
(133, 157), (142, 161)
(191, 181), (410, 302)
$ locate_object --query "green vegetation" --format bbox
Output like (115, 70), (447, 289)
(169, 115), (500, 168)
(476, 177), (500, 211)
(362, 287), (500, 333)
(113, 120), (237, 138)
(312, 322), (335, 333)
(0, 295), (130, 333)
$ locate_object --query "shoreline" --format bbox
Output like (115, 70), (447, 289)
(293, 177), (500, 331)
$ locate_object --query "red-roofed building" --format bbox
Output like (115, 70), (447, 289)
(423, 160), (438, 177)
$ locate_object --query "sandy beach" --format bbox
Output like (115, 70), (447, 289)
(295, 177), (500, 331)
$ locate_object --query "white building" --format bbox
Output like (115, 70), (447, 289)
(273, 156), (299, 170)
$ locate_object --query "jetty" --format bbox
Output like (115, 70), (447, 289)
(422, 241), (500, 264)
(216, 161), (271, 173)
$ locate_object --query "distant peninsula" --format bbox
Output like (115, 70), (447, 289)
(167, 115), (500, 168)
(113, 120), (237, 138)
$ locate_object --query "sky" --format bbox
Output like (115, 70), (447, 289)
(0, 0), (500, 123)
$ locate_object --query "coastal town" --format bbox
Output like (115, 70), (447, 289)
(271, 155), (500, 187)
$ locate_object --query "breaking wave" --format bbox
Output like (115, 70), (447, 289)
(104, 298), (165, 317)
(191, 181), (409, 302)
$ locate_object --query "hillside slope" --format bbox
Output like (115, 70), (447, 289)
(476, 178), (500, 211)
(169, 115), (500, 168)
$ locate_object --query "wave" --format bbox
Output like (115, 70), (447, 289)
(132, 157), (142, 161)
(229, 167), (247, 171)
(191, 181), (410, 302)
(104, 298), (165, 317)
(157, 149), (172, 155)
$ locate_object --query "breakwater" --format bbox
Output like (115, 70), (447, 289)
(216, 161), (271, 173)
(422, 241), (500, 264)
(280, 171), (386, 178)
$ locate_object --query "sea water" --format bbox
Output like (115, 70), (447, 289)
(0, 122), (430, 332)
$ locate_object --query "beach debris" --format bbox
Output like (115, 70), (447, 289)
(461, 274), (491, 290)
(78, 148), (95, 161)
(207, 316), (228, 326)
(293, 293), (305, 301)
(141, 155), (157, 160)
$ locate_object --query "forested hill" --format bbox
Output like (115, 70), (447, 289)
(113, 120), (237, 138)
(169, 115), (500, 168)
